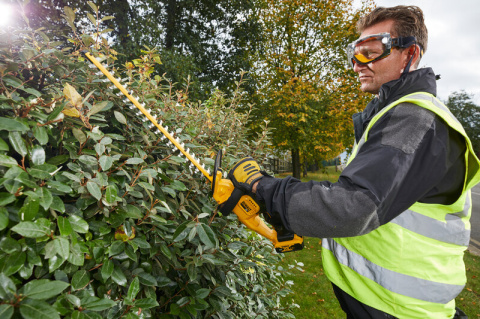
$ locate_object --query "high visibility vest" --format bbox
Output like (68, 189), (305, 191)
(322, 92), (480, 318)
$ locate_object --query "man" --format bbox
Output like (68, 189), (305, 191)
(227, 5), (480, 319)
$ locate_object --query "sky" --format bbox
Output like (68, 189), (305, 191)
(355, 0), (480, 104)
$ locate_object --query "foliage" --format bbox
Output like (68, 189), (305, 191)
(0, 5), (295, 319)
(19, 0), (262, 101)
(446, 91), (480, 156)
(249, 0), (373, 178)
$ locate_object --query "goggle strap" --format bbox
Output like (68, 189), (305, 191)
(391, 36), (416, 48)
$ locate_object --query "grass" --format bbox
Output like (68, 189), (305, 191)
(277, 168), (480, 318)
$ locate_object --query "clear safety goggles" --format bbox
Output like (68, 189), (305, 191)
(347, 33), (417, 68)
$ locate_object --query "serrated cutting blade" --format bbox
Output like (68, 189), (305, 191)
(83, 51), (213, 181)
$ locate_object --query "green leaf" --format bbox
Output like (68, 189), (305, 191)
(196, 288), (211, 299)
(31, 145), (46, 165)
(87, 181), (102, 200)
(111, 266), (127, 286)
(0, 154), (17, 167)
(54, 237), (70, 259)
(72, 127), (87, 144)
(125, 157), (144, 165)
(47, 103), (65, 122)
(71, 270), (90, 290)
(21, 279), (69, 300)
(127, 277), (140, 300)
(105, 185), (117, 203)
(48, 254), (66, 273)
(0, 137), (9, 151)
(134, 298), (159, 309)
(3, 75), (23, 88)
(36, 187), (53, 210)
(109, 241), (124, 256)
(47, 155), (69, 165)
(173, 221), (191, 242)
(125, 204), (142, 218)
(101, 258), (114, 281)
(0, 237), (21, 254)
(0, 304), (13, 319)
(20, 299), (60, 319)
(79, 155), (97, 166)
(19, 196), (40, 221)
(8, 131), (27, 157)
(82, 297), (116, 311)
(11, 221), (47, 238)
(87, 1), (98, 13)
(171, 180), (187, 191)
(57, 216), (72, 236)
(27, 164), (58, 179)
(137, 272), (157, 286)
(0, 192), (15, 206)
(0, 207), (8, 231)
(3, 252), (26, 276)
(87, 101), (108, 117)
(68, 215), (89, 233)
(99, 155), (113, 171)
(50, 196), (65, 213)
(0, 117), (29, 132)
(47, 181), (72, 193)
(114, 111), (127, 124)
(0, 273), (16, 299)
(197, 223), (217, 248)
(33, 126), (48, 145)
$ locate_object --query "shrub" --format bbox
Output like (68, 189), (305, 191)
(0, 4), (295, 319)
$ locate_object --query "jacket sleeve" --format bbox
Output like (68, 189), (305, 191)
(256, 103), (466, 238)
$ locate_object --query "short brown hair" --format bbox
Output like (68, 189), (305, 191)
(357, 6), (428, 63)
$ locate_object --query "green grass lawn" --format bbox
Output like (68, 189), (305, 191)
(277, 168), (480, 318)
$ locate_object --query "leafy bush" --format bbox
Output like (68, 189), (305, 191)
(0, 4), (295, 319)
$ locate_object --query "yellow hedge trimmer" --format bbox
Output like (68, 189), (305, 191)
(83, 52), (303, 253)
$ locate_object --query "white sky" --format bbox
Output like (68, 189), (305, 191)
(355, 0), (480, 104)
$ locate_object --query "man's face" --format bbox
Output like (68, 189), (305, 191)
(353, 20), (411, 94)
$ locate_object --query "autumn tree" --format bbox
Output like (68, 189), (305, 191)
(250, 0), (373, 178)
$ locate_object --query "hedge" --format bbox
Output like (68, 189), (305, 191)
(0, 4), (296, 319)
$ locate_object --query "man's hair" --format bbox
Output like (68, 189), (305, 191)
(357, 5), (428, 65)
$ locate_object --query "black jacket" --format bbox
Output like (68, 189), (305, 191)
(256, 68), (467, 238)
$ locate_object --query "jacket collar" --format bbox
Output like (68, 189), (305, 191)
(353, 68), (438, 143)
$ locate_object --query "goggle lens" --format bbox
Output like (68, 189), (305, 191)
(347, 33), (391, 68)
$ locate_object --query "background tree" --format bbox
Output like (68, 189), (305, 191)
(11, 0), (262, 101)
(446, 91), (480, 157)
(250, 0), (373, 179)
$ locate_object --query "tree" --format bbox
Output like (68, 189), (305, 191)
(446, 91), (480, 157)
(250, 0), (373, 179)
(12, 0), (262, 101)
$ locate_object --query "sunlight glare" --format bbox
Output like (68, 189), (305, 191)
(0, 3), (13, 27)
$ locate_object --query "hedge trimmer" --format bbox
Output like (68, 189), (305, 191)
(83, 52), (303, 253)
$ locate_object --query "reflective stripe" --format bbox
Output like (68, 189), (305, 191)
(404, 93), (461, 126)
(323, 238), (465, 304)
(390, 195), (471, 246)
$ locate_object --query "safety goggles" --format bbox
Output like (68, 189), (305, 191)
(347, 33), (417, 68)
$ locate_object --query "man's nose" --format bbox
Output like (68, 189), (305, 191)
(353, 61), (368, 73)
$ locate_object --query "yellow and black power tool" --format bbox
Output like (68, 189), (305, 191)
(211, 150), (303, 253)
(83, 51), (303, 253)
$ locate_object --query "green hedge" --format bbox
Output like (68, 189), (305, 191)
(0, 5), (295, 319)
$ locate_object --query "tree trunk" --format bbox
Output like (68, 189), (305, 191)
(165, 0), (177, 50)
(291, 148), (301, 179)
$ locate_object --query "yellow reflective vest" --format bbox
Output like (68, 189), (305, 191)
(322, 92), (480, 318)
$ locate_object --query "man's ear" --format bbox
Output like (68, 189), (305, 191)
(407, 44), (422, 69)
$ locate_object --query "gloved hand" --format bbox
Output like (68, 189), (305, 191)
(228, 157), (264, 195)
